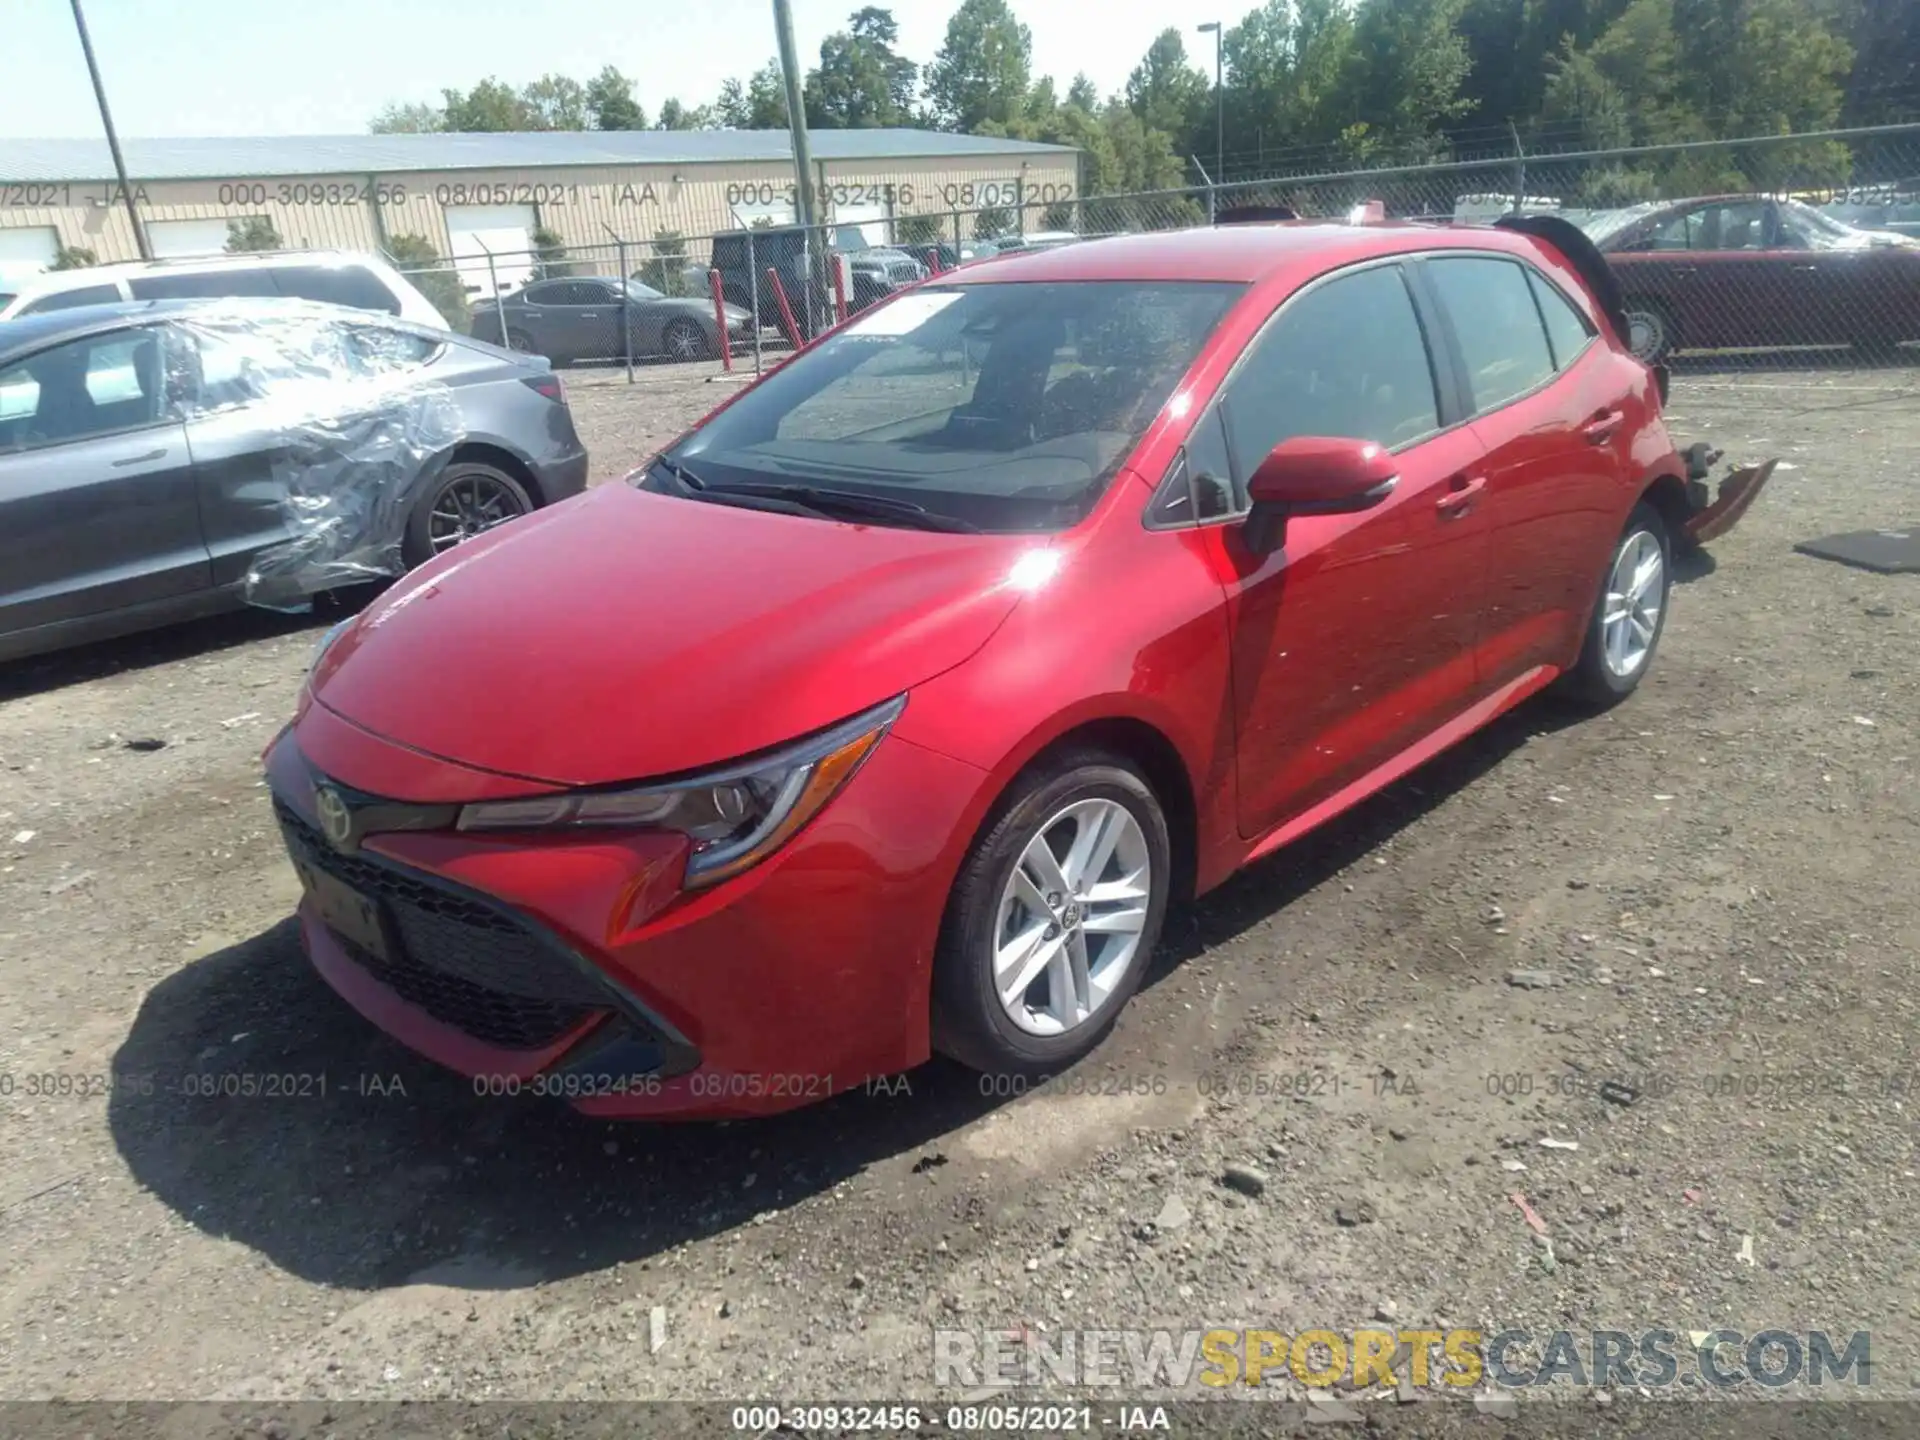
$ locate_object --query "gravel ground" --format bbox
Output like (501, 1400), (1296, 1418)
(1, 359), (1917, 1420)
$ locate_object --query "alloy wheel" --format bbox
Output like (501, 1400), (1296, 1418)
(1601, 529), (1665, 678)
(426, 472), (528, 554)
(992, 797), (1153, 1037)
(664, 320), (706, 361)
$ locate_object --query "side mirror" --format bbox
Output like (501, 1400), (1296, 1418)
(1243, 436), (1398, 553)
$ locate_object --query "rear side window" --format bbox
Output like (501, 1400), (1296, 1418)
(1527, 269), (1596, 369)
(1425, 257), (1556, 411)
(20, 284), (122, 314)
(130, 268), (279, 300)
(271, 264), (401, 315)
(1221, 263), (1441, 461)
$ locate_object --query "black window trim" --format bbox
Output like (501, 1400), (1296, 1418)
(1413, 249), (1577, 421)
(0, 323), (174, 455)
(1523, 264), (1599, 372)
(1143, 253), (1462, 532)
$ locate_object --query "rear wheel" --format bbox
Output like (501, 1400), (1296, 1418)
(663, 318), (711, 362)
(403, 462), (533, 567)
(1559, 501), (1672, 708)
(932, 750), (1170, 1077)
(1622, 300), (1676, 364)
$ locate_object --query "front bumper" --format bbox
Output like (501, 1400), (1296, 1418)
(265, 712), (983, 1118)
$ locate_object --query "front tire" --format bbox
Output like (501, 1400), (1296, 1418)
(1559, 501), (1672, 708)
(931, 750), (1171, 1076)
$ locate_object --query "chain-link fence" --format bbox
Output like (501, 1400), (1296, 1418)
(381, 123), (1920, 379)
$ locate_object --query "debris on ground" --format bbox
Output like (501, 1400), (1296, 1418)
(1506, 969), (1559, 989)
(1155, 1195), (1191, 1232)
(1510, 1192), (1550, 1236)
(1539, 1136), (1580, 1151)
(1600, 1079), (1638, 1107)
(1333, 1198), (1377, 1227)
(649, 1305), (667, 1354)
(123, 737), (168, 753)
(1221, 1163), (1268, 1198)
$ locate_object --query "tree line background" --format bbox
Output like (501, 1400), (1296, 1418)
(370, 0), (1917, 203)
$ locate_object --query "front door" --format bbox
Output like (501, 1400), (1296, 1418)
(0, 326), (208, 638)
(1207, 260), (1493, 839)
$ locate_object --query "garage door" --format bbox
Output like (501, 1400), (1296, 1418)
(148, 218), (245, 257)
(0, 226), (59, 289)
(830, 202), (889, 248)
(446, 205), (536, 299)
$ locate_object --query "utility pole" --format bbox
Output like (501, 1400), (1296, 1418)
(1198, 22), (1224, 195)
(69, 0), (150, 260)
(772, 0), (818, 231)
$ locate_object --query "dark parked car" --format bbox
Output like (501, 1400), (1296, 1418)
(0, 300), (587, 663)
(470, 276), (752, 364)
(709, 227), (924, 343)
(1582, 194), (1920, 360)
(909, 240), (1002, 271)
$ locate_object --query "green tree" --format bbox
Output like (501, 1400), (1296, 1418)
(1221, 0), (1362, 169)
(531, 224), (574, 279)
(926, 0), (1033, 131)
(440, 78), (536, 131)
(895, 213), (943, 245)
(1844, 0), (1920, 124)
(586, 65), (648, 130)
(1125, 29), (1211, 157)
(807, 7), (919, 127)
(740, 61), (792, 127)
(656, 97), (711, 129)
(386, 234), (470, 331)
(370, 101), (442, 134)
(637, 230), (693, 295)
(1339, 0), (1477, 161)
(225, 216), (283, 252)
(51, 245), (98, 269)
(714, 78), (752, 128)
(522, 74), (590, 129)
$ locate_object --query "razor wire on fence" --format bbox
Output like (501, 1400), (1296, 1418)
(378, 123), (1920, 379)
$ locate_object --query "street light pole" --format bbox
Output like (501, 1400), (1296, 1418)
(68, 0), (150, 260)
(1197, 21), (1224, 195)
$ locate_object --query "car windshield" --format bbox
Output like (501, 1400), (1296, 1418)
(646, 279), (1244, 533)
(1777, 198), (1881, 248)
(625, 279), (665, 300)
(1577, 203), (1662, 246)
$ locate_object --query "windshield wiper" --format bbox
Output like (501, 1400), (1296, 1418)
(704, 481), (980, 533)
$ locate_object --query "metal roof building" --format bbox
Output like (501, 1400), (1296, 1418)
(0, 128), (1082, 296)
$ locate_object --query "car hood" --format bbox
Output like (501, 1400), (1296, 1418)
(309, 483), (1039, 787)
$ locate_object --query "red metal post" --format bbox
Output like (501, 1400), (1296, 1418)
(767, 267), (802, 349)
(707, 268), (733, 372)
(831, 255), (848, 325)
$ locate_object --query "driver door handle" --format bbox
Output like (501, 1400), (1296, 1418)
(112, 448), (168, 467)
(1583, 408), (1626, 445)
(1435, 473), (1487, 518)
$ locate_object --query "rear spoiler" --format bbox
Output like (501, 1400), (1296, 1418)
(1493, 213), (1632, 354)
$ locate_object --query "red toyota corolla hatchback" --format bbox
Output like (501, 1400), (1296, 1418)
(266, 217), (1767, 1118)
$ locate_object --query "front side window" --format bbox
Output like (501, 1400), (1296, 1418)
(1220, 263), (1440, 467)
(1426, 257), (1557, 411)
(653, 280), (1243, 533)
(1147, 403), (1237, 527)
(0, 329), (162, 450)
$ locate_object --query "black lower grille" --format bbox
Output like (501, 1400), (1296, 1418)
(275, 799), (608, 1051)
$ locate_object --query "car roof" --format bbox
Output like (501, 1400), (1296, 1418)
(0, 296), (427, 362)
(944, 221), (1548, 286)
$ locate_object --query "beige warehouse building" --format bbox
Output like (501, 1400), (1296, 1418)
(0, 129), (1081, 294)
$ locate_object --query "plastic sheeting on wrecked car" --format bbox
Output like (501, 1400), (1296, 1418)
(166, 303), (467, 611)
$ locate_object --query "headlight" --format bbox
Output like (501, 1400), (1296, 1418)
(455, 695), (906, 887)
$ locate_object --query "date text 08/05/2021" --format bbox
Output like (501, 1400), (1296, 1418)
(726, 1403), (1170, 1433)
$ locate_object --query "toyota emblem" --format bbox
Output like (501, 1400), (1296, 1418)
(314, 786), (356, 852)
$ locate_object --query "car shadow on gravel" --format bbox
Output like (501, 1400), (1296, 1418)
(105, 691), (1591, 1294)
(0, 602), (346, 703)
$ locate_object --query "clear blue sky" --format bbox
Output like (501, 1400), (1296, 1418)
(3, 0), (1214, 139)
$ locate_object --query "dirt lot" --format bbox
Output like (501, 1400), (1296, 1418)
(1, 358), (1917, 1418)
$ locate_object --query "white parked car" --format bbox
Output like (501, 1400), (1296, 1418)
(0, 250), (448, 330)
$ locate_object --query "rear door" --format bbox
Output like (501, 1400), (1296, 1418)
(1420, 252), (1631, 686)
(0, 325), (208, 637)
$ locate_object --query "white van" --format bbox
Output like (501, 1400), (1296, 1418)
(0, 250), (448, 329)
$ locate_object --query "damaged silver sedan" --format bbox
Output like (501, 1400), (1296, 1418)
(0, 298), (588, 662)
